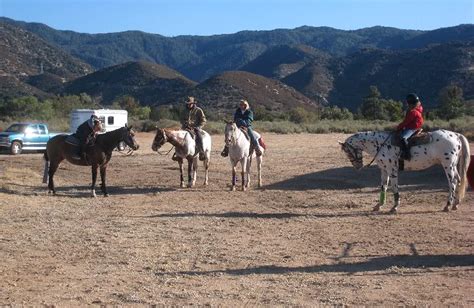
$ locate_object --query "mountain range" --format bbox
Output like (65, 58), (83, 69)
(0, 17), (473, 113)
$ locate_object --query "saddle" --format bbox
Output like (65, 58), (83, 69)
(392, 129), (432, 148)
(239, 127), (251, 141)
(240, 127), (267, 150)
(65, 134), (80, 146)
(66, 134), (95, 161)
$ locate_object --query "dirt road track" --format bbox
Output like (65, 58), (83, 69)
(0, 133), (473, 305)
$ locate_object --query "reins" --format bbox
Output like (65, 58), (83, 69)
(364, 132), (393, 168)
(157, 146), (174, 156)
(116, 148), (135, 156)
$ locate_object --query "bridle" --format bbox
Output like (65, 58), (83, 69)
(342, 132), (393, 168)
(120, 127), (139, 154)
(342, 142), (363, 167)
(225, 124), (238, 146)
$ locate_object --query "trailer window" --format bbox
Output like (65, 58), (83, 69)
(108, 116), (114, 125)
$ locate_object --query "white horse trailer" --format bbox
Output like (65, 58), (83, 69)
(70, 109), (128, 133)
(70, 109), (129, 150)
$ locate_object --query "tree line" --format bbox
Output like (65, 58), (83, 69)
(0, 85), (470, 129)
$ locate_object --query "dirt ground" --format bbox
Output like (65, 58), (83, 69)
(0, 132), (473, 306)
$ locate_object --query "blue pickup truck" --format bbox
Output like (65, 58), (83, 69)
(0, 123), (63, 155)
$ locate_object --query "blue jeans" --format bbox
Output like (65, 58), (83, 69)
(247, 127), (259, 147)
(401, 129), (417, 142)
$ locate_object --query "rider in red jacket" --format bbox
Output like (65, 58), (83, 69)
(397, 93), (424, 160)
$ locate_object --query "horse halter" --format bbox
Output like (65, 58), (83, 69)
(225, 124), (237, 146)
(153, 129), (168, 149)
(123, 127), (139, 151)
(342, 142), (363, 169)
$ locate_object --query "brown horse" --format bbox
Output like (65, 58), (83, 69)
(43, 125), (139, 197)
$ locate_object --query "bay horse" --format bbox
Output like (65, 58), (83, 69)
(43, 125), (139, 197)
(152, 127), (211, 188)
(340, 129), (470, 213)
(224, 122), (264, 191)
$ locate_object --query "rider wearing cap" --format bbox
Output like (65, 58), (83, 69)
(182, 96), (207, 160)
(397, 93), (424, 160)
(76, 114), (102, 161)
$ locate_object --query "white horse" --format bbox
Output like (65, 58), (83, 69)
(340, 129), (470, 213)
(152, 128), (211, 188)
(224, 122), (264, 191)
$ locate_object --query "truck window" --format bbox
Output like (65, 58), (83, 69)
(25, 125), (39, 134)
(107, 116), (114, 125)
(38, 125), (47, 134)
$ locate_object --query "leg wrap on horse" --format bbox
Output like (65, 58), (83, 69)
(394, 192), (400, 204)
(379, 190), (386, 205)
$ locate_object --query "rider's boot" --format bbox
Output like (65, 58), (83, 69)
(400, 140), (411, 160)
(253, 142), (262, 156)
(221, 145), (229, 157)
(198, 149), (205, 161)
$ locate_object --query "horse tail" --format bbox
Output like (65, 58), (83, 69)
(456, 134), (471, 202)
(42, 150), (49, 184)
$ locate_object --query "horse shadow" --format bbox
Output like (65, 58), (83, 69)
(155, 254), (474, 277)
(136, 209), (439, 220)
(0, 184), (174, 197)
(265, 165), (447, 191)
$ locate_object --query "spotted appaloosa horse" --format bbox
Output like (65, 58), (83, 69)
(340, 129), (471, 213)
(152, 128), (211, 188)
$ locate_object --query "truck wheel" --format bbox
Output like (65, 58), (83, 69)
(10, 141), (22, 155)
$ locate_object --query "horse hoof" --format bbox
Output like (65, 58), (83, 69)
(452, 205), (458, 211)
(231, 186), (236, 191)
(104, 193), (109, 197)
(372, 206), (381, 212)
(389, 207), (397, 214)
(180, 183), (185, 188)
(443, 206), (450, 212)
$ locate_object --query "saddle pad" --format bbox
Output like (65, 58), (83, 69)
(65, 134), (80, 146)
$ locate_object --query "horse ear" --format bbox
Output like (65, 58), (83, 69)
(338, 141), (344, 145)
(128, 125), (133, 130)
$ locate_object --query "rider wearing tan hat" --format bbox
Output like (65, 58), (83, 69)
(183, 96), (207, 160)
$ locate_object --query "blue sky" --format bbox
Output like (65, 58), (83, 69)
(1, 0), (473, 36)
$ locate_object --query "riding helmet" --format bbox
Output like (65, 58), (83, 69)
(406, 93), (420, 105)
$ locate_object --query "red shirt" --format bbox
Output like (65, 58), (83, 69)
(397, 104), (424, 130)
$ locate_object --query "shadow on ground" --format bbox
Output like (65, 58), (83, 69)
(136, 209), (439, 220)
(0, 184), (173, 197)
(156, 254), (474, 276)
(265, 165), (447, 191)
